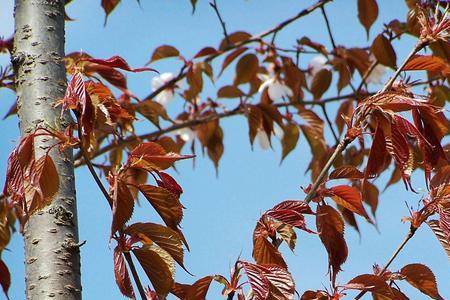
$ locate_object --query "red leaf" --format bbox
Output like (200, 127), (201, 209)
(400, 263), (443, 300)
(0, 259), (10, 298)
(149, 45), (180, 63)
(234, 53), (259, 85)
(240, 261), (295, 300)
(124, 222), (187, 272)
(193, 47), (218, 58)
(133, 246), (175, 297)
(272, 200), (314, 215)
(138, 185), (183, 230)
(172, 276), (214, 300)
(328, 185), (371, 222)
(371, 34), (396, 69)
(358, 0), (378, 37)
(128, 142), (194, 171)
(404, 55), (450, 75)
(220, 47), (248, 75)
(156, 172), (183, 197)
(316, 205), (348, 284)
(113, 247), (135, 298)
(365, 121), (390, 179)
(329, 165), (364, 180)
(111, 180), (134, 235)
(83, 55), (156, 72)
(345, 274), (394, 298)
(253, 220), (287, 268)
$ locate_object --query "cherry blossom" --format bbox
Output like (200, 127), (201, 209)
(258, 74), (293, 100)
(151, 72), (177, 107)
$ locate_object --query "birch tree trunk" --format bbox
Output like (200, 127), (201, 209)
(12, 0), (82, 299)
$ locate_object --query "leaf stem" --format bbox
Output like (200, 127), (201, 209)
(124, 251), (147, 300)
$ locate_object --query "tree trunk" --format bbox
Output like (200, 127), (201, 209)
(12, 0), (82, 299)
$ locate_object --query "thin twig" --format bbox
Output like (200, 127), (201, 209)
(77, 120), (113, 207)
(143, 0), (331, 103)
(124, 252), (148, 300)
(320, 103), (339, 144)
(320, 6), (337, 49)
(353, 227), (417, 300)
(356, 59), (378, 95)
(210, 0), (230, 45)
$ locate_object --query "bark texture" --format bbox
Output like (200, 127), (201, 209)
(12, 0), (82, 299)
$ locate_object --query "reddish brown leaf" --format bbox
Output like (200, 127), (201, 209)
(220, 47), (248, 75)
(253, 221), (287, 268)
(113, 247), (135, 298)
(234, 53), (259, 85)
(218, 31), (251, 50)
(172, 276), (214, 300)
(133, 245), (175, 297)
(316, 205), (347, 283)
(138, 185), (183, 230)
(400, 264), (443, 300)
(193, 47), (218, 58)
(186, 63), (203, 98)
(111, 180), (134, 235)
(300, 290), (330, 300)
(272, 200), (314, 215)
(21, 153), (59, 215)
(83, 56), (155, 72)
(329, 165), (364, 180)
(0, 259), (10, 298)
(156, 172), (183, 198)
(328, 185), (371, 222)
(365, 122), (390, 179)
(149, 45), (180, 63)
(135, 101), (170, 127)
(217, 85), (245, 98)
(128, 142), (194, 171)
(240, 261), (295, 300)
(346, 274), (394, 298)
(335, 99), (354, 134)
(358, 0), (379, 37)
(427, 220), (450, 262)
(371, 34), (396, 69)
(124, 222), (185, 271)
(362, 181), (379, 216)
(246, 105), (263, 146)
(310, 68), (332, 99)
(281, 123), (300, 162)
(404, 55), (450, 75)
(101, 0), (120, 19)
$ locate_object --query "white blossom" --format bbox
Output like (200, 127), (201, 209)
(255, 129), (270, 150)
(308, 55), (328, 77)
(366, 64), (386, 85)
(151, 72), (176, 107)
(258, 74), (293, 100)
(175, 127), (195, 142)
(273, 123), (284, 140)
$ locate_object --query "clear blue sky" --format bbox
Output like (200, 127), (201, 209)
(1, 0), (449, 299)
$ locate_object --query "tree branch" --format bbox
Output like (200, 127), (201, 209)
(73, 92), (360, 167)
(124, 252), (148, 300)
(353, 227), (417, 300)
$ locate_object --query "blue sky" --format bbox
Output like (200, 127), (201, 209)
(1, 0), (449, 299)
